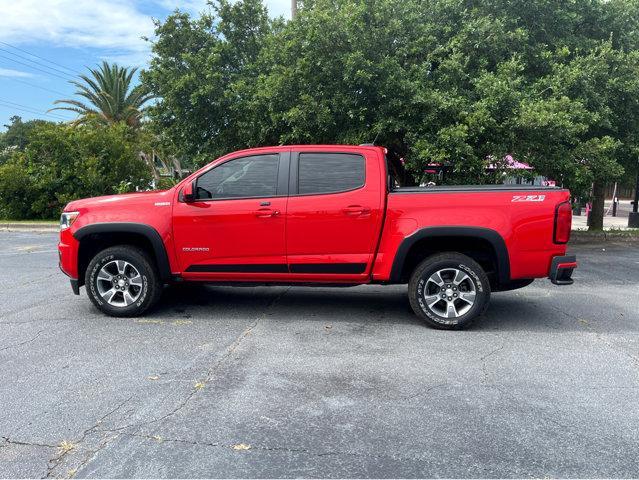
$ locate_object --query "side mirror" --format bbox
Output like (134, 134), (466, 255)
(182, 181), (196, 203)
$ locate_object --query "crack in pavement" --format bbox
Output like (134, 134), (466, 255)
(480, 343), (506, 384)
(0, 436), (58, 450)
(0, 330), (44, 352)
(15, 271), (60, 288)
(548, 303), (639, 369)
(403, 382), (448, 401)
(1, 296), (66, 320)
(114, 317), (260, 433)
(109, 431), (440, 464)
(475, 340), (631, 451)
(67, 286), (292, 475)
(44, 396), (134, 479)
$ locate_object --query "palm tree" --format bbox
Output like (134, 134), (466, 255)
(50, 61), (154, 127)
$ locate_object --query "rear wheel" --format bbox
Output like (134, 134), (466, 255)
(85, 246), (162, 317)
(408, 253), (491, 329)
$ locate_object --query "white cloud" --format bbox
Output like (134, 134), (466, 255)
(0, 0), (156, 66)
(0, 0), (291, 68)
(0, 67), (35, 78)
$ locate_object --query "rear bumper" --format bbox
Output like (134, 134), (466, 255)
(549, 255), (577, 285)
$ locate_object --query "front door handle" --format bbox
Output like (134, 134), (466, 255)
(254, 208), (280, 218)
(342, 205), (371, 216)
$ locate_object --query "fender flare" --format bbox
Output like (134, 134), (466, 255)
(389, 226), (511, 285)
(73, 222), (172, 281)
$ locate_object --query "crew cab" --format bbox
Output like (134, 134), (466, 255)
(58, 145), (576, 329)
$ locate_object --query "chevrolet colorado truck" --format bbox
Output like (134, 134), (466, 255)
(58, 145), (576, 329)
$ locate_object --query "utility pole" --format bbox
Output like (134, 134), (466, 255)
(291, 0), (298, 18)
(629, 158), (639, 228)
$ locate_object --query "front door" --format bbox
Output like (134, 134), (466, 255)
(173, 151), (290, 280)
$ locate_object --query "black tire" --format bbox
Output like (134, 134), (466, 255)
(408, 252), (491, 330)
(85, 245), (163, 317)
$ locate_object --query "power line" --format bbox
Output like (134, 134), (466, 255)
(0, 103), (71, 122)
(0, 47), (77, 80)
(0, 97), (72, 121)
(0, 40), (78, 75)
(0, 54), (74, 81)
(0, 98), (68, 120)
(0, 103), (70, 122)
(2, 76), (70, 97)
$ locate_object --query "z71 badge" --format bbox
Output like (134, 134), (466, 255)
(512, 194), (546, 202)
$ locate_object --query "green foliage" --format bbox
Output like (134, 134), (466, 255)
(0, 116), (54, 161)
(144, 0), (639, 198)
(142, 0), (276, 166)
(156, 177), (179, 189)
(0, 122), (151, 219)
(0, 159), (37, 220)
(51, 61), (154, 127)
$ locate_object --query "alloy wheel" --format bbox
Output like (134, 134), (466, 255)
(423, 268), (476, 318)
(96, 260), (143, 307)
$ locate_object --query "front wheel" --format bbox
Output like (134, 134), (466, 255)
(408, 253), (491, 330)
(85, 246), (163, 317)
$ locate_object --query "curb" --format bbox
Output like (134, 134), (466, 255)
(0, 223), (58, 233)
(570, 229), (639, 244)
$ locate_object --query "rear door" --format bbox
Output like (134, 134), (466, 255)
(173, 150), (290, 280)
(285, 147), (385, 281)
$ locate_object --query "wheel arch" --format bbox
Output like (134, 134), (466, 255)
(74, 223), (171, 286)
(389, 226), (511, 286)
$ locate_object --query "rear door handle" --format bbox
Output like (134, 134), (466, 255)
(254, 208), (280, 218)
(342, 205), (371, 216)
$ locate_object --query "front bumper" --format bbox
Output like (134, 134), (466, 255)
(58, 228), (79, 276)
(549, 255), (577, 285)
(58, 262), (80, 295)
(58, 227), (81, 294)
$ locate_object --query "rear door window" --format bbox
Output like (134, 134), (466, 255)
(298, 153), (365, 195)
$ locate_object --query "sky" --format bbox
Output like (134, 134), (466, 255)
(0, 0), (291, 130)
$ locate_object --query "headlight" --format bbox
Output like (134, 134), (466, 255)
(60, 211), (80, 230)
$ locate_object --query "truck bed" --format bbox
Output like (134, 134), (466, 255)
(392, 185), (562, 193)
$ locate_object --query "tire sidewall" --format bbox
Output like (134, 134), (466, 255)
(412, 257), (489, 328)
(86, 249), (153, 316)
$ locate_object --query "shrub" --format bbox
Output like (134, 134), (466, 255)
(0, 122), (151, 219)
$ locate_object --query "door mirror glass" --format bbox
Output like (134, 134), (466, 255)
(182, 181), (196, 202)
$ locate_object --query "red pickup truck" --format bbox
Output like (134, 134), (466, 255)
(58, 144), (576, 329)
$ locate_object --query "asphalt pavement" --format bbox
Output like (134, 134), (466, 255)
(1, 231), (638, 478)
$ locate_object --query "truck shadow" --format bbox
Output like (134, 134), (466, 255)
(156, 283), (423, 326)
(151, 284), (615, 332)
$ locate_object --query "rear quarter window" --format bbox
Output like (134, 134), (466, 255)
(298, 153), (365, 195)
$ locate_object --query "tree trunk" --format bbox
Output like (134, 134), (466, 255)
(140, 152), (160, 182)
(170, 156), (184, 179)
(588, 181), (605, 230)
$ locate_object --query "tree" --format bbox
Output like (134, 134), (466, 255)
(142, 0), (277, 166)
(50, 62), (154, 127)
(144, 0), (639, 229)
(0, 116), (53, 154)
